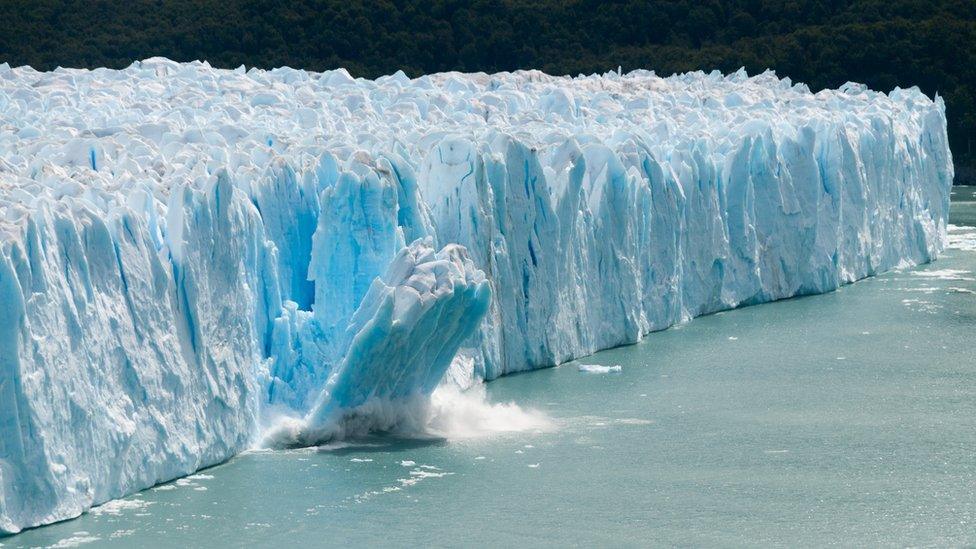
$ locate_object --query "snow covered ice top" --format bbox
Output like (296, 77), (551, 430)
(0, 58), (949, 232)
(0, 59), (953, 533)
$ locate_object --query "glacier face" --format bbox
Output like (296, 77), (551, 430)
(0, 58), (952, 532)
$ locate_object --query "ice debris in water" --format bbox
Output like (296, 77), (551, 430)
(89, 499), (153, 517)
(578, 364), (623, 373)
(0, 58), (953, 532)
(910, 269), (975, 281)
(947, 225), (976, 251)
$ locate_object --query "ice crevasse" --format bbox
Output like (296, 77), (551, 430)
(0, 58), (953, 532)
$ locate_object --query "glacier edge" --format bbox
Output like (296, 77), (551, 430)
(0, 60), (954, 533)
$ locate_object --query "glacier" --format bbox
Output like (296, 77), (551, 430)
(0, 58), (952, 533)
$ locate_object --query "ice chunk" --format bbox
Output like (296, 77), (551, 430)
(578, 364), (623, 374)
(263, 239), (491, 446)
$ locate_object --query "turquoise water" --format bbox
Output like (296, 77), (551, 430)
(8, 188), (976, 548)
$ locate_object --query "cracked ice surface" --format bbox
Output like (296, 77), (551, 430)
(0, 58), (952, 532)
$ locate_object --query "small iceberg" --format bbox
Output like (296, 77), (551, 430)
(578, 364), (622, 374)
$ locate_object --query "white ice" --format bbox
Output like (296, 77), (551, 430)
(578, 364), (623, 373)
(0, 58), (953, 532)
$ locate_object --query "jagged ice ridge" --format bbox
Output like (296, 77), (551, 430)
(0, 58), (953, 532)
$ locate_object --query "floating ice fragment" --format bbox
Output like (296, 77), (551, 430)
(49, 533), (101, 548)
(615, 418), (654, 425)
(947, 225), (976, 251)
(90, 499), (154, 516)
(578, 364), (623, 374)
(398, 469), (453, 488)
(910, 269), (975, 281)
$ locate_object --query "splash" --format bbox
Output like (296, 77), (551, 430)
(424, 383), (553, 439)
(260, 381), (551, 448)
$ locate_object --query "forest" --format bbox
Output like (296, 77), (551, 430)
(1, 0), (973, 179)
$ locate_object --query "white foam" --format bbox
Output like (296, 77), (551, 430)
(425, 383), (553, 439)
(947, 224), (976, 251)
(615, 418), (654, 425)
(49, 533), (101, 547)
(398, 468), (453, 488)
(910, 269), (975, 281)
(949, 287), (976, 295)
(262, 378), (552, 445)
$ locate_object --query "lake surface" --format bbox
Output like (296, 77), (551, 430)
(8, 188), (976, 548)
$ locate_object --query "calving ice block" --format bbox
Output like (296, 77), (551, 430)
(0, 58), (952, 532)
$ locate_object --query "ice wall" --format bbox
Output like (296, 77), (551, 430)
(0, 59), (953, 532)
